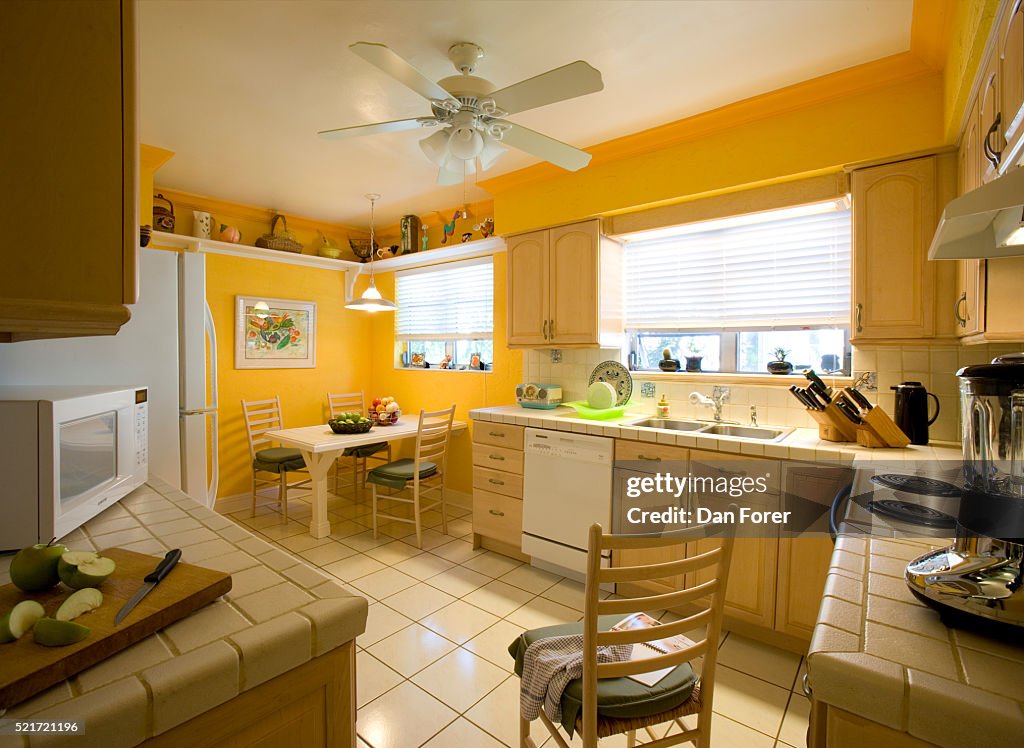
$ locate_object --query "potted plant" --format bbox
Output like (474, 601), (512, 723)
(767, 347), (793, 375)
(684, 340), (703, 372)
(658, 347), (680, 372)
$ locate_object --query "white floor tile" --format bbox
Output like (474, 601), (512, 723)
(350, 567), (420, 599)
(431, 538), (487, 564)
(298, 541), (359, 567)
(364, 540), (425, 565)
(426, 566), (492, 597)
(499, 564), (562, 595)
(393, 552), (455, 581)
(421, 600), (500, 645)
(359, 602), (414, 647)
(463, 581), (535, 618)
(505, 596), (581, 630)
(383, 584), (457, 620)
(711, 665), (790, 738)
(358, 681), (457, 748)
(356, 651), (404, 708)
(464, 620), (526, 672)
(540, 578), (587, 611)
(461, 550), (523, 578)
(367, 623), (457, 677)
(421, 717), (506, 748)
(778, 693), (810, 747)
(411, 649), (509, 713)
(465, 676), (550, 748)
(322, 553), (387, 581)
(716, 633), (802, 689)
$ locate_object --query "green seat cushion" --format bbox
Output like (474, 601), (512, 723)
(342, 442), (389, 459)
(508, 615), (697, 737)
(253, 447), (305, 473)
(366, 458), (438, 490)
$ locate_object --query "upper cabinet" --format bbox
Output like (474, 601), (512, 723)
(506, 219), (622, 348)
(1000, 0), (1024, 167)
(850, 154), (955, 342)
(980, 53), (1005, 184)
(0, 0), (138, 342)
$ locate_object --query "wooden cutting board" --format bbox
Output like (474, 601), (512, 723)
(0, 547), (232, 709)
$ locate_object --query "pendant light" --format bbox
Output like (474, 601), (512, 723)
(346, 193), (396, 313)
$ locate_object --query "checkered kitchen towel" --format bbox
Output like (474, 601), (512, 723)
(519, 634), (633, 723)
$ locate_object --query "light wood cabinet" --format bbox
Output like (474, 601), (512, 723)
(980, 53), (1005, 185)
(775, 463), (853, 639)
(1001, 0), (1024, 166)
(472, 425), (526, 558)
(850, 154), (957, 343)
(506, 219), (622, 348)
(0, 0), (138, 342)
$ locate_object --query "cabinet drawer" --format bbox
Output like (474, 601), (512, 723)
(473, 489), (523, 547)
(472, 444), (525, 474)
(474, 422), (525, 450)
(615, 439), (689, 466)
(473, 467), (523, 498)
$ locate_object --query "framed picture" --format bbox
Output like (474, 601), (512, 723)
(235, 295), (316, 369)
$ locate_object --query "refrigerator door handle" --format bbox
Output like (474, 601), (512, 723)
(180, 408), (218, 416)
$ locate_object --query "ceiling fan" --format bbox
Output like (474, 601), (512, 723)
(318, 41), (604, 184)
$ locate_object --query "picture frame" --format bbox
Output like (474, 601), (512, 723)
(235, 295), (316, 369)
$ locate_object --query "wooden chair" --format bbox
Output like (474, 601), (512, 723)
(516, 520), (735, 748)
(241, 396), (310, 522)
(326, 391), (392, 496)
(368, 405), (456, 548)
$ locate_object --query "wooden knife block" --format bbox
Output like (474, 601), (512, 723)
(807, 402), (858, 442)
(805, 400), (910, 448)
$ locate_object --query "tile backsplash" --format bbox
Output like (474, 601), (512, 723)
(521, 342), (1024, 444)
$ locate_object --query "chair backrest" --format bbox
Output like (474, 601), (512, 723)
(241, 396), (285, 460)
(580, 520), (735, 747)
(327, 391), (366, 419)
(413, 405), (456, 480)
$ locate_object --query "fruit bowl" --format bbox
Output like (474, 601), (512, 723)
(328, 412), (373, 434)
(369, 409), (401, 426)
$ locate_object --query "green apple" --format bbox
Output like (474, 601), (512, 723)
(0, 600), (46, 643)
(10, 542), (68, 592)
(57, 552), (116, 590)
(55, 588), (103, 622)
(33, 618), (90, 647)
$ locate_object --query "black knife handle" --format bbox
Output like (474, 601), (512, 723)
(804, 369), (830, 394)
(847, 387), (873, 411)
(807, 380), (832, 403)
(145, 549), (181, 584)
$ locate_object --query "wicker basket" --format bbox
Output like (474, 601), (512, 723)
(256, 214), (303, 253)
(328, 419), (373, 435)
(369, 409), (401, 426)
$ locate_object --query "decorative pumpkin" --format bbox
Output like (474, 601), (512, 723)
(218, 224), (241, 243)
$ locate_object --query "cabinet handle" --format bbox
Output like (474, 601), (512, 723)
(543, 319), (549, 340)
(489, 454), (505, 461)
(488, 509), (505, 517)
(983, 112), (1003, 169)
(855, 303), (863, 334)
(488, 431), (504, 437)
(954, 292), (968, 327)
(637, 455), (662, 461)
(488, 478), (505, 485)
(550, 319), (555, 339)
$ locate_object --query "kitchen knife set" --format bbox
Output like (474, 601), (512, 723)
(790, 370), (911, 448)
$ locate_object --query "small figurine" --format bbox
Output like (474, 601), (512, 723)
(474, 217), (494, 238)
(461, 232), (472, 243)
(440, 214), (457, 244)
(421, 224), (430, 252)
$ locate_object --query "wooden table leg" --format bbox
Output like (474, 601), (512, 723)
(301, 449), (334, 539)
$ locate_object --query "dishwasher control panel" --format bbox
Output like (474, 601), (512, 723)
(524, 428), (611, 464)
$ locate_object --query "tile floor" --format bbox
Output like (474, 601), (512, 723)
(218, 488), (811, 748)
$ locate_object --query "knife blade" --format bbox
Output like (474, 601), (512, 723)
(114, 549), (181, 626)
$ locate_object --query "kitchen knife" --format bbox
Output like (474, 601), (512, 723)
(846, 387), (874, 411)
(807, 380), (832, 403)
(804, 386), (830, 410)
(804, 368), (831, 396)
(114, 549), (181, 626)
(835, 398), (863, 425)
(789, 385), (819, 410)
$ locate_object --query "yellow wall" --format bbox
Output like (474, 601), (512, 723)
(943, 0), (1001, 141)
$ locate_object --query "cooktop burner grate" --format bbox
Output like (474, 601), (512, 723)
(865, 499), (957, 528)
(869, 474), (962, 498)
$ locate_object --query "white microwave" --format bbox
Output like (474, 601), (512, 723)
(0, 385), (148, 551)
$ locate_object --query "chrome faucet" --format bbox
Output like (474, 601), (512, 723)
(750, 405), (758, 426)
(690, 386), (731, 422)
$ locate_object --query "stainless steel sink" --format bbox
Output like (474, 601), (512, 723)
(630, 418), (708, 431)
(700, 424), (788, 440)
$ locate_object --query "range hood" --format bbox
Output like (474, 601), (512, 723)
(928, 166), (1024, 260)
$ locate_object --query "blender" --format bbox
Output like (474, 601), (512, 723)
(905, 354), (1024, 631)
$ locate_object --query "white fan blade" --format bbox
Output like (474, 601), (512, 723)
(318, 118), (429, 140)
(351, 42), (460, 106)
(497, 122), (593, 171)
(488, 61), (603, 115)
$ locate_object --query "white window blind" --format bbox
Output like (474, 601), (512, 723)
(395, 257), (493, 339)
(624, 201), (851, 330)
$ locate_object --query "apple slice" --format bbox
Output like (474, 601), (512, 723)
(0, 600), (46, 643)
(56, 588), (103, 622)
(58, 551), (116, 589)
(33, 618), (90, 647)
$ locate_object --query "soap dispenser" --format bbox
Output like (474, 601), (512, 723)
(656, 394), (671, 418)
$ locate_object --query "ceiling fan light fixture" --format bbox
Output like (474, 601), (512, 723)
(478, 134), (507, 170)
(419, 129), (452, 167)
(437, 164), (465, 186)
(448, 125), (484, 160)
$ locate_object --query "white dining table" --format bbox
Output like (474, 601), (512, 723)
(266, 419), (467, 538)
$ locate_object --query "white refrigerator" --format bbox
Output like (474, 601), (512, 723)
(0, 248), (219, 506)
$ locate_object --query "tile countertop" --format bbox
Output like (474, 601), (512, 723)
(0, 478), (367, 748)
(807, 534), (1024, 747)
(468, 405), (962, 463)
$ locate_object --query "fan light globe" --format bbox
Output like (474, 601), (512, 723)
(448, 126), (484, 160)
(419, 129), (451, 167)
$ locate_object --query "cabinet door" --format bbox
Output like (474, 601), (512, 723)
(1000, 0), (1024, 167)
(506, 230), (549, 346)
(979, 54), (1004, 184)
(549, 221), (600, 345)
(851, 157), (938, 341)
(775, 463), (853, 639)
(689, 450), (778, 628)
(0, 0), (137, 341)
(955, 259), (985, 337)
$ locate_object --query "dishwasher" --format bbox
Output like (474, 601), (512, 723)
(522, 427), (614, 578)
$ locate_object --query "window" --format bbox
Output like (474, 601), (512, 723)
(623, 199), (851, 374)
(395, 257), (493, 370)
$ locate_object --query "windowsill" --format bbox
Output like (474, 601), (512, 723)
(630, 370), (854, 387)
(394, 366), (492, 374)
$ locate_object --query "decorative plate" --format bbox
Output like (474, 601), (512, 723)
(589, 361), (633, 406)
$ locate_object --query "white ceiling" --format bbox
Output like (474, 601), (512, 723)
(139, 0), (913, 226)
